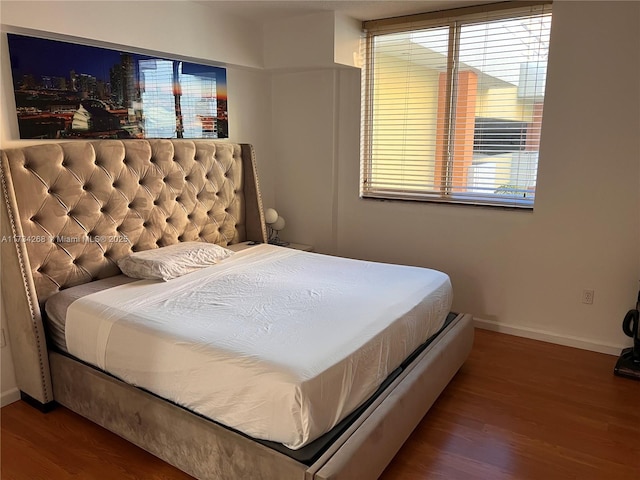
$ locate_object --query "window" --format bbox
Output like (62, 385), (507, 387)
(361, 2), (552, 208)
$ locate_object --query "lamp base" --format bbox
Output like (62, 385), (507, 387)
(268, 239), (290, 247)
(614, 347), (640, 381)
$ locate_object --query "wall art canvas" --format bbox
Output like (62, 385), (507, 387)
(7, 34), (228, 140)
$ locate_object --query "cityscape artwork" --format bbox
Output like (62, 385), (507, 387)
(7, 34), (228, 140)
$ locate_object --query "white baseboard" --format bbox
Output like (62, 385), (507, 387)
(1, 387), (20, 407)
(473, 317), (624, 356)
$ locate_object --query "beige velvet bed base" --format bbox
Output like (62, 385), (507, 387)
(1, 139), (474, 480)
(50, 313), (473, 480)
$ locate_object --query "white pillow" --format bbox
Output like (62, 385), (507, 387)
(117, 242), (234, 281)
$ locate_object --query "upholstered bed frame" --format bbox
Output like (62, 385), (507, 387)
(1, 139), (474, 479)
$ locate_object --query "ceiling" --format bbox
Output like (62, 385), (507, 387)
(195, 0), (488, 23)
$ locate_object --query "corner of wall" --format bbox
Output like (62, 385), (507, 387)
(333, 12), (362, 68)
(263, 10), (362, 71)
(263, 11), (335, 70)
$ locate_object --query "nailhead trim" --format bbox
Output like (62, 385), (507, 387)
(1, 154), (52, 402)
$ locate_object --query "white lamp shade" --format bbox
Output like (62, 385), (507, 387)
(271, 216), (286, 231)
(264, 208), (278, 224)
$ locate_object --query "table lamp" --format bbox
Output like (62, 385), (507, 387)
(264, 208), (289, 247)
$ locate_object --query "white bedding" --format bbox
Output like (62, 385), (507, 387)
(66, 244), (452, 449)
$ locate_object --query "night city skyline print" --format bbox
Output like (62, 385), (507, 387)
(7, 34), (228, 140)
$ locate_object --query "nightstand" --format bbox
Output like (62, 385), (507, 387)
(286, 243), (313, 252)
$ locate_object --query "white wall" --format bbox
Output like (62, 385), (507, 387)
(333, 13), (362, 68)
(227, 67), (274, 207)
(271, 69), (340, 252)
(271, 1), (640, 354)
(0, 1), (263, 69)
(263, 11), (361, 70)
(264, 11), (336, 69)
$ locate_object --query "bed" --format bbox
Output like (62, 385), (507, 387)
(0, 139), (474, 479)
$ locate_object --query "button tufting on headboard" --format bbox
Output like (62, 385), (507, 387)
(1, 140), (265, 305)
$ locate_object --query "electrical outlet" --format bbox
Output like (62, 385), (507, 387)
(582, 289), (594, 305)
(0, 328), (5, 348)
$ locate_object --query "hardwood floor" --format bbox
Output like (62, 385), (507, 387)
(381, 330), (639, 480)
(2, 329), (639, 480)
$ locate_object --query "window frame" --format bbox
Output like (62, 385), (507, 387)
(360, 1), (552, 209)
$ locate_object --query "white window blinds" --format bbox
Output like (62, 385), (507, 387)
(361, 1), (552, 208)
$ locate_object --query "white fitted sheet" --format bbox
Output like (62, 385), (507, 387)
(65, 244), (452, 449)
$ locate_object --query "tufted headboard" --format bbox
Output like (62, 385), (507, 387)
(1, 139), (267, 403)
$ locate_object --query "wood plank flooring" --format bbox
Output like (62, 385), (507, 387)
(2, 329), (639, 479)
